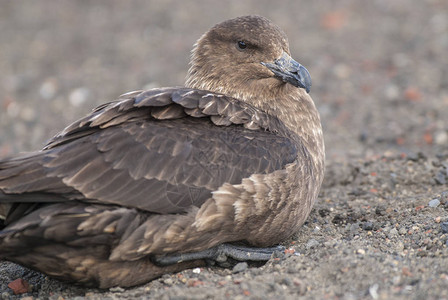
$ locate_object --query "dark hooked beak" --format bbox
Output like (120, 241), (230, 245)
(261, 52), (312, 93)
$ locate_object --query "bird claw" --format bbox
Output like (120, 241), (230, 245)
(152, 243), (285, 267)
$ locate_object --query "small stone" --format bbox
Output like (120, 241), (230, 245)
(218, 280), (228, 286)
(428, 199), (440, 207)
(318, 208), (330, 217)
(357, 248), (366, 255)
(20, 106), (36, 122)
(417, 250), (427, 257)
(362, 221), (374, 231)
(347, 223), (359, 233)
(186, 278), (204, 287)
(388, 228), (398, 236)
(293, 278), (307, 295)
(232, 262), (248, 273)
(369, 283), (379, 299)
(435, 172), (447, 185)
(192, 267), (201, 274)
(441, 222), (448, 234)
(395, 241), (404, 252)
(407, 152), (420, 161)
(163, 278), (174, 285)
(399, 227), (407, 235)
(2, 292), (11, 299)
(279, 276), (293, 286)
(440, 191), (448, 204)
(385, 84), (399, 100)
(69, 87), (90, 107)
(6, 101), (20, 118)
(109, 286), (125, 292)
(434, 131), (448, 145)
(375, 206), (386, 216)
(240, 282), (250, 292)
(7, 278), (31, 295)
(39, 78), (58, 100)
(306, 239), (320, 249)
(404, 87), (422, 101)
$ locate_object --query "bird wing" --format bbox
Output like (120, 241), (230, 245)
(0, 88), (298, 215)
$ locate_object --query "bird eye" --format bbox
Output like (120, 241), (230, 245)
(236, 40), (247, 51)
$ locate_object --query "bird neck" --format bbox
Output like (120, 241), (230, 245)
(238, 85), (325, 183)
(253, 87), (325, 176)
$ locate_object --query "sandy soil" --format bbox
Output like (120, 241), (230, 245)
(0, 0), (447, 299)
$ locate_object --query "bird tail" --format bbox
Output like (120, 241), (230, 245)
(0, 151), (69, 227)
(0, 151), (52, 195)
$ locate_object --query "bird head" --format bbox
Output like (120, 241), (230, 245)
(185, 15), (312, 103)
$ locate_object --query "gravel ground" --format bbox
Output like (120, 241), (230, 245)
(0, 0), (447, 299)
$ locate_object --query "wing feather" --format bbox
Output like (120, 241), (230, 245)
(1, 88), (298, 218)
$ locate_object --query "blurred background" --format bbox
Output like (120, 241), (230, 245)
(0, 0), (447, 161)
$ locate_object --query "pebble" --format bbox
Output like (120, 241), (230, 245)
(7, 278), (31, 295)
(440, 191), (448, 204)
(346, 223), (359, 233)
(6, 101), (20, 118)
(362, 221), (374, 231)
(428, 199), (440, 207)
(278, 276), (293, 287)
(39, 78), (58, 100)
(395, 241), (404, 252)
(109, 286), (125, 292)
(232, 262), (248, 274)
(20, 106), (36, 122)
(385, 84), (399, 100)
(375, 206), (386, 216)
(407, 152), (422, 162)
(369, 283), (379, 299)
(399, 227), (407, 235)
(434, 171), (447, 185)
(441, 222), (448, 234)
(69, 87), (90, 107)
(434, 131), (448, 145)
(388, 228), (398, 236)
(306, 239), (320, 249)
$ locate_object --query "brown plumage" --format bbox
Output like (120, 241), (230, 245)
(0, 15), (324, 288)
